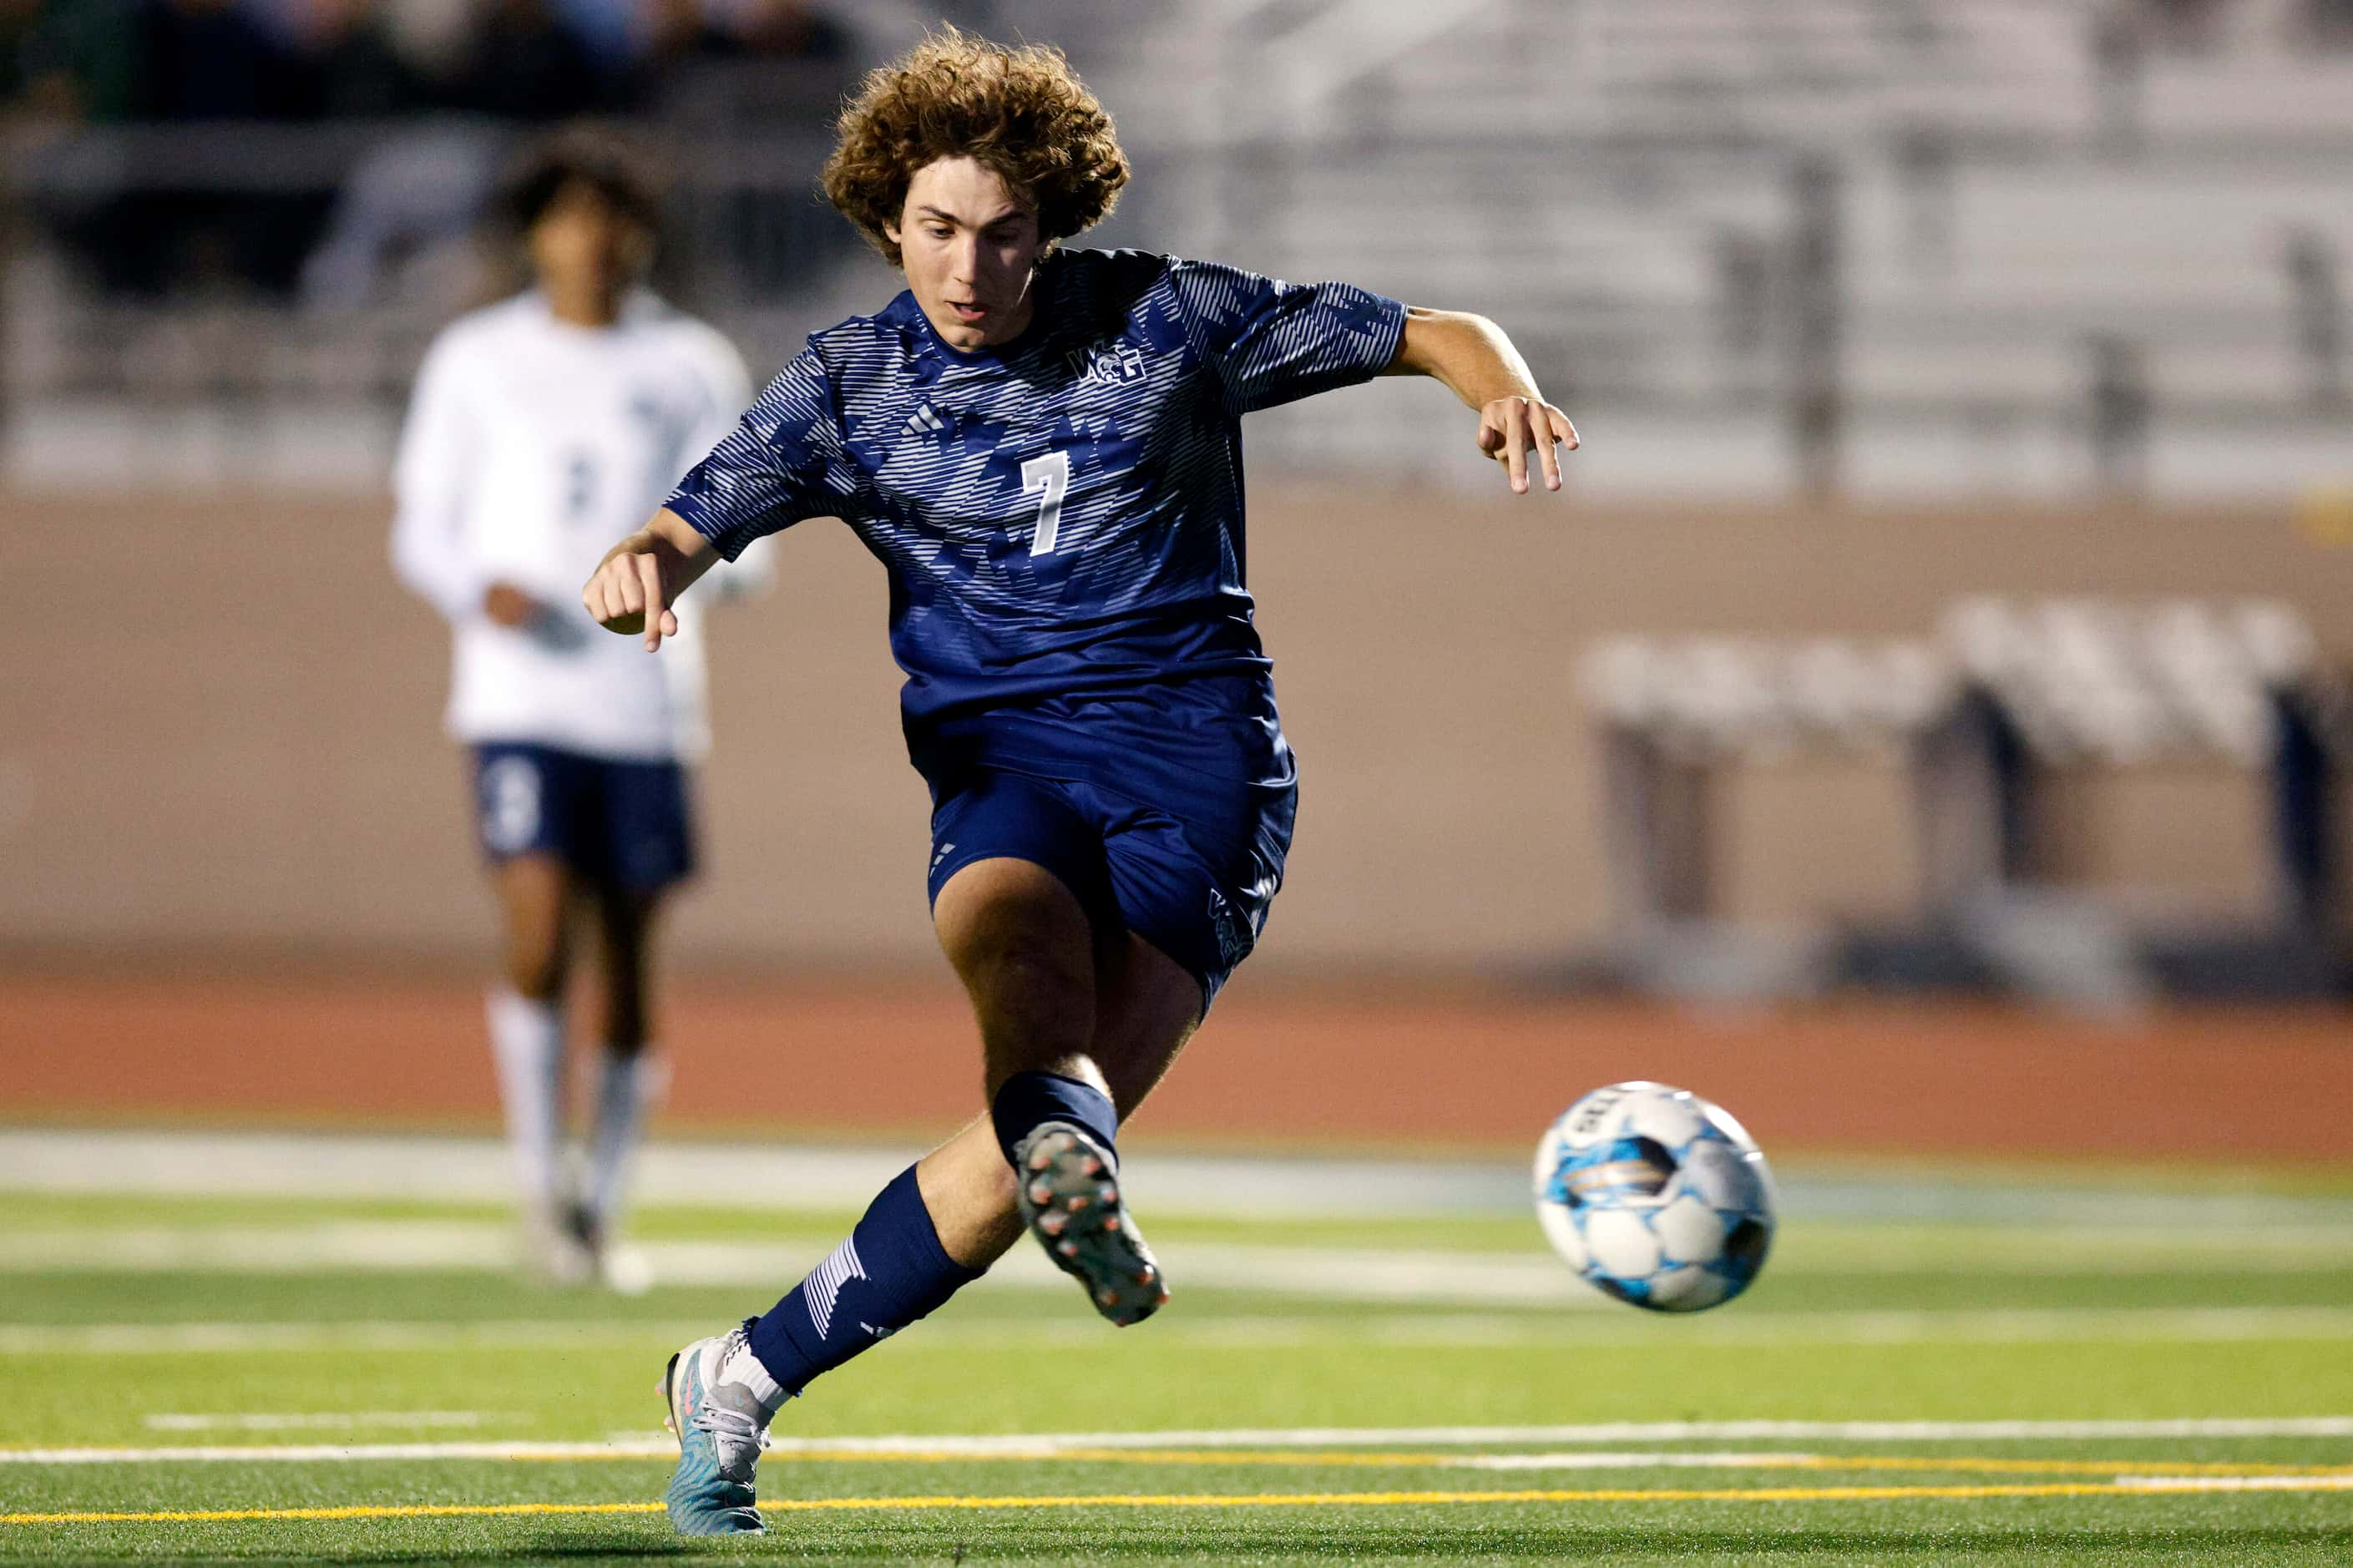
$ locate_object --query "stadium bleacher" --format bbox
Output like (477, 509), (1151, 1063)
(1, 0), (2345, 492)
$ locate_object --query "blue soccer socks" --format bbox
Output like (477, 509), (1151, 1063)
(746, 1164), (981, 1396)
(990, 1070), (1120, 1167)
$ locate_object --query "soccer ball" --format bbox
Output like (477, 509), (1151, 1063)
(1533, 1080), (1776, 1313)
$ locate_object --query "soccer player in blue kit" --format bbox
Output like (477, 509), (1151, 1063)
(581, 28), (1578, 1535)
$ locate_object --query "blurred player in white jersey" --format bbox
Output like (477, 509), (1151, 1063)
(392, 129), (767, 1287)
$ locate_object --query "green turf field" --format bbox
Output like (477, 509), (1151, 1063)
(4, 1153), (2351, 1564)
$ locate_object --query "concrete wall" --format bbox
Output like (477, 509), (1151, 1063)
(8, 487), (2346, 973)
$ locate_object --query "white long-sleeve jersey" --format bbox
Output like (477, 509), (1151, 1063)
(392, 290), (767, 763)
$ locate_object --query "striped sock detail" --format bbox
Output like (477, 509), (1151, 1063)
(802, 1239), (868, 1340)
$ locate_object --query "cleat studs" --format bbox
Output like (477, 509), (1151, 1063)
(1058, 1240), (1079, 1257)
(1082, 1156), (1102, 1176)
(1029, 1146), (1054, 1171)
(1098, 1184), (1118, 1204)
(1098, 1288), (1118, 1307)
(1066, 1196), (1089, 1211)
(1039, 1211), (1067, 1236)
(1103, 1216), (1121, 1232)
(1028, 1181), (1053, 1205)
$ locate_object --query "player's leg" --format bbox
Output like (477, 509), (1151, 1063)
(486, 852), (582, 1280)
(660, 778), (1123, 1535)
(896, 921), (1202, 1272)
(578, 883), (666, 1290)
(994, 772), (1293, 1315)
(575, 756), (694, 1288)
(661, 904), (1205, 1530)
(731, 852), (1095, 1398)
(933, 856), (1189, 1322)
(475, 745), (585, 1282)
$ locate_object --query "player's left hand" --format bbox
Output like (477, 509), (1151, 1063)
(1476, 396), (1579, 494)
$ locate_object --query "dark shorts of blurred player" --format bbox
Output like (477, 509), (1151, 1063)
(473, 741), (698, 891)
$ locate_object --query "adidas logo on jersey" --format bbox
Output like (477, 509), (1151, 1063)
(902, 402), (947, 437)
(1067, 337), (1147, 387)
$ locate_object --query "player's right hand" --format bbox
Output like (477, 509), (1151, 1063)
(584, 537), (677, 651)
(483, 582), (542, 630)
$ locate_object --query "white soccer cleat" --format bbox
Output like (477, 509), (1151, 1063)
(1011, 1122), (1169, 1327)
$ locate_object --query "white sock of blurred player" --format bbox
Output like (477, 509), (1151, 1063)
(484, 986), (579, 1279)
(581, 1046), (665, 1292)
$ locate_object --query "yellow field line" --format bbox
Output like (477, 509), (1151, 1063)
(14, 1477), (2353, 1525)
(1769, 1456), (2353, 1480)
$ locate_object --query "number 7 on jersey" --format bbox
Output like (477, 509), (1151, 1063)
(1022, 450), (1070, 557)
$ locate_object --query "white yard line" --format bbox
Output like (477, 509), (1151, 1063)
(1448, 1451), (1817, 1470)
(0, 1224), (1607, 1307)
(0, 1440), (676, 1464)
(11, 1127), (2353, 1228)
(6, 1417), (2353, 1465)
(143, 1412), (508, 1432)
(5, 1304), (2351, 1358)
(2115, 1474), (2353, 1491)
(0, 1129), (1526, 1218)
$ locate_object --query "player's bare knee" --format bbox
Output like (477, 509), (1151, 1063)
(503, 938), (567, 1001)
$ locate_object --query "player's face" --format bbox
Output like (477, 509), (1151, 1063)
(886, 157), (1045, 350)
(528, 182), (650, 307)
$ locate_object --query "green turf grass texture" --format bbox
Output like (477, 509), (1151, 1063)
(3, 1179), (2350, 1563)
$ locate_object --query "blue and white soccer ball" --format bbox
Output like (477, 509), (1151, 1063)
(1534, 1080), (1776, 1313)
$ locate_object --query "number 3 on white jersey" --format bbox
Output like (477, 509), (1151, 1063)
(1022, 450), (1070, 557)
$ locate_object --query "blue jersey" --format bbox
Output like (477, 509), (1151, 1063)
(665, 247), (1405, 793)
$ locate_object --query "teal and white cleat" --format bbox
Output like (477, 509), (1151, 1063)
(1013, 1122), (1169, 1327)
(659, 1320), (778, 1536)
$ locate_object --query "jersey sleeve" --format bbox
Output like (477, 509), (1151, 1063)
(664, 345), (860, 562)
(1167, 259), (1408, 416)
(676, 336), (777, 602)
(388, 331), (484, 623)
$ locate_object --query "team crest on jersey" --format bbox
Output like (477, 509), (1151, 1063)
(1067, 336), (1147, 387)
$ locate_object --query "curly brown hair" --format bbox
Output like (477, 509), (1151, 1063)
(821, 27), (1130, 267)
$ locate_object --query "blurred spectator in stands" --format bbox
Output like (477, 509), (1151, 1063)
(2138, 0), (2229, 52)
(129, 0), (311, 119)
(2285, 229), (2346, 413)
(453, 0), (613, 119)
(733, 0), (843, 61)
(625, 0), (846, 114)
(2087, 334), (2151, 497)
(2090, 7), (2144, 152)
(620, 0), (736, 112)
(285, 0), (426, 117)
(2305, 0), (2353, 48)
(293, 0), (500, 310)
(41, 0), (326, 296)
(5, 0), (142, 122)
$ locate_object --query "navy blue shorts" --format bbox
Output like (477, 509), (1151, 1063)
(924, 766), (1296, 1014)
(471, 742), (696, 892)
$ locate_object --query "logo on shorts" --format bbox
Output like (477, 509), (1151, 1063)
(929, 841), (956, 873)
(1206, 888), (1255, 969)
(480, 756), (542, 855)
